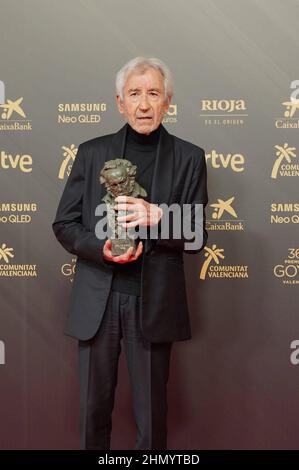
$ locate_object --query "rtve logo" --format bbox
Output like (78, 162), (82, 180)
(205, 150), (245, 172)
(0, 150), (33, 172)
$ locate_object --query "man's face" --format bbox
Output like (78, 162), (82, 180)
(116, 67), (171, 135)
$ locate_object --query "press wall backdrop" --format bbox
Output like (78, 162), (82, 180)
(0, 0), (298, 449)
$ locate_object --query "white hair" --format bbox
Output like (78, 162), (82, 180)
(115, 56), (174, 102)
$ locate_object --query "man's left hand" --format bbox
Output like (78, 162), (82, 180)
(114, 196), (163, 228)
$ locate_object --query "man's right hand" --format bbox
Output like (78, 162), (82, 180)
(103, 239), (143, 264)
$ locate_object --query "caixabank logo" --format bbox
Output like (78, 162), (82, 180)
(60, 257), (77, 283)
(58, 144), (78, 181)
(200, 99), (248, 126)
(206, 149), (246, 172)
(207, 196), (244, 231)
(271, 143), (299, 178)
(273, 248), (299, 286)
(0, 243), (37, 277)
(0, 81), (32, 131)
(275, 81), (299, 129)
(199, 244), (249, 280)
(57, 102), (107, 125)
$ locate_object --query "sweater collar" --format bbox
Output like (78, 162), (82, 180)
(126, 122), (162, 146)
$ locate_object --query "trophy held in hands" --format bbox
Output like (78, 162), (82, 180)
(99, 158), (147, 256)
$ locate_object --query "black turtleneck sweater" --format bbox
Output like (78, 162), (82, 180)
(111, 123), (161, 296)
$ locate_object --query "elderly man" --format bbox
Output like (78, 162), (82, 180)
(52, 57), (208, 450)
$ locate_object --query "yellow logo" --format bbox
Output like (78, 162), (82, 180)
(207, 196), (243, 231)
(0, 203), (37, 224)
(200, 244), (224, 280)
(199, 244), (248, 280)
(61, 257), (77, 282)
(0, 243), (14, 263)
(57, 102), (107, 124)
(271, 143), (299, 178)
(0, 243), (37, 276)
(0, 92), (31, 131)
(270, 203), (299, 224)
(211, 197), (237, 219)
(274, 248), (299, 285)
(58, 144), (78, 180)
(275, 87), (299, 128)
(0, 97), (26, 120)
(282, 100), (299, 118)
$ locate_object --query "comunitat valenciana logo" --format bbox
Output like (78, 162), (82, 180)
(58, 144), (78, 180)
(0, 80), (32, 131)
(199, 245), (249, 280)
(0, 243), (37, 277)
(273, 248), (299, 286)
(207, 196), (244, 231)
(205, 149), (245, 172)
(271, 143), (299, 178)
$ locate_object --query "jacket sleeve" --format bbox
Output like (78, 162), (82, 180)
(155, 149), (208, 254)
(52, 143), (106, 266)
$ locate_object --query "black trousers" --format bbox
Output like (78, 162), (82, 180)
(78, 290), (173, 450)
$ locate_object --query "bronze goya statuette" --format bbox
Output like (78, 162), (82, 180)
(99, 158), (147, 256)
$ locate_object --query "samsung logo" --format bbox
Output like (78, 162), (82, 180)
(271, 203), (299, 212)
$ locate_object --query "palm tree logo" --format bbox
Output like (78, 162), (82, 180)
(0, 243), (14, 263)
(200, 244), (225, 280)
(271, 143), (296, 179)
(0, 97), (26, 120)
(210, 196), (237, 219)
(58, 144), (78, 180)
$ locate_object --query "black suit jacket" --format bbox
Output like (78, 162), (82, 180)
(52, 122), (208, 342)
